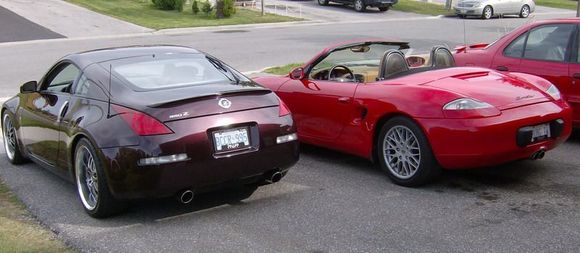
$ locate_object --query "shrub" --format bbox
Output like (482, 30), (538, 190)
(223, 0), (236, 17)
(151, 0), (184, 11)
(202, 0), (213, 15)
(192, 0), (200, 14)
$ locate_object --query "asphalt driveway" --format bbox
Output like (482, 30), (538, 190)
(0, 6), (63, 43)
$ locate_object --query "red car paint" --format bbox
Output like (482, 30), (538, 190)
(454, 18), (580, 125)
(255, 41), (572, 170)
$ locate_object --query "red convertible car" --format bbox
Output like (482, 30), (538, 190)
(254, 40), (572, 186)
(454, 18), (580, 126)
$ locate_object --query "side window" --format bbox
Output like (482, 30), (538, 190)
(523, 24), (575, 62)
(74, 74), (108, 100)
(44, 63), (80, 93)
(503, 32), (527, 58)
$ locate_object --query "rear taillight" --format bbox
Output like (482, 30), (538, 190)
(278, 99), (291, 117)
(112, 105), (173, 136)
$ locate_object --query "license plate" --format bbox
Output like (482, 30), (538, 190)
(460, 10), (466, 14)
(212, 127), (250, 152)
(531, 123), (550, 140)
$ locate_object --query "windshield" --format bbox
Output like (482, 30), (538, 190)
(104, 54), (248, 91)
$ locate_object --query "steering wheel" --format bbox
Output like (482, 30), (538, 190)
(328, 65), (356, 82)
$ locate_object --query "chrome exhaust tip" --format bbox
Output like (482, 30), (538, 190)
(266, 171), (283, 184)
(530, 149), (546, 160)
(178, 190), (194, 204)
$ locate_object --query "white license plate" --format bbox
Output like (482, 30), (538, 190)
(460, 10), (466, 13)
(531, 123), (550, 140)
(213, 127), (250, 152)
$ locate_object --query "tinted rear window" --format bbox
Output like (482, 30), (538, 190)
(105, 54), (243, 91)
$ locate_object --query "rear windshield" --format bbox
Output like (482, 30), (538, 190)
(104, 54), (247, 91)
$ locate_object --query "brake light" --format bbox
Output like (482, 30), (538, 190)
(112, 105), (173, 136)
(278, 99), (291, 117)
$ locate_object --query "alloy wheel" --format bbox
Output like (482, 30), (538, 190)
(520, 5), (530, 18)
(76, 146), (99, 211)
(2, 114), (16, 160)
(383, 125), (421, 179)
(354, 0), (364, 11)
(483, 6), (492, 19)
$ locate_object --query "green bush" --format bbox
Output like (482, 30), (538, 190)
(223, 0), (236, 17)
(151, 0), (184, 11)
(192, 0), (199, 14)
(202, 0), (213, 15)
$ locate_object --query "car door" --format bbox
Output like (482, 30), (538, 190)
(567, 24), (580, 124)
(277, 78), (358, 142)
(490, 0), (508, 14)
(18, 62), (78, 167)
(492, 23), (575, 100)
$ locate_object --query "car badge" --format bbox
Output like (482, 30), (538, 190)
(218, 98), (232, 109)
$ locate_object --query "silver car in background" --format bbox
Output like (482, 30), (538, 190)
(454, 0), (535, 19)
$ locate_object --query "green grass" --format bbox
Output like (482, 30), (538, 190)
(65, 0), (301, 30)
(263, 63), (304, 75)
(392, 0), (454, 16)
(0, 179), (74, 253)
(535, 0), (578, 10)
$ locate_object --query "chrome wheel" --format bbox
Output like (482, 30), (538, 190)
(383, 126), (421, 179)
(520, 5), (530, 18)
(3, 114), (16, 160)
(76, 146), (99, 211)
(354, 0), (364, 11)
(482, 6), (492, 19)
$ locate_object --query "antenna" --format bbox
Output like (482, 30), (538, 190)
(462, 17), (467, 53)
(107, 64), (112, 118)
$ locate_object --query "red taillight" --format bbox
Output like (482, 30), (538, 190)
(278, 99), (291, 117)
(112, 105), (172, 136)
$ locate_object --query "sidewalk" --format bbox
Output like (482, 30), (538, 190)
(0, 0), (153, 38)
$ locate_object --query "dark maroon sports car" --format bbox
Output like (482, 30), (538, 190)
(1, 46), (299, 217)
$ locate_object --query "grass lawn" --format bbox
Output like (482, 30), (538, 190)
(0, 179), (73, 253)
(263, 63), (304, 75)
(392, 0), (454, 16)
(535, 0), (578, 10)
(65, 0), (301, 30)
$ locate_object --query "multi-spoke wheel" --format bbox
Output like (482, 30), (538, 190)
(519, 5), (530, 18)
(74, 138), (125, 218)
(378, 117), (439, 186)
(354, 0), (366, 12)
(481, 6), (493, 19)
(2, 112), (26, 164)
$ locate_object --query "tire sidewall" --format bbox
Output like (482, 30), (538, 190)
(354, 0), (365, 12)
(2, 111), (24, 164)
(482, 6), (492, 19)
(74, 138), (109, 217)
(377, 117), (439, 186)
(520, 5), (529, 18)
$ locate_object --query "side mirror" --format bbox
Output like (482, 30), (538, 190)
(20, 81), (38, 93)
(290, 67), (305, 80)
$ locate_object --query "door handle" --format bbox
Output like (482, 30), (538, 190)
(496, 66), (508, 71)
(57, 101), (69, 122)
(338, 97), (351, 104)
(573, 73), (580, 79)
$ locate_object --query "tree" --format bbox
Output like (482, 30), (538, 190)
(202, 0), (213, 16)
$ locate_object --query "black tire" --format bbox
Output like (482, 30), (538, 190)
(74, 138), (126, 218)
(377, 117), (440, 187)
(457, 14), (465, 18)
(2, 112), (26, 164)
(481, 5), (493, 19)
(354, 0), (366, 12)
(519, 5), (530, 18)
(378, 6), (390, 12)
(318, 0), (329, 6)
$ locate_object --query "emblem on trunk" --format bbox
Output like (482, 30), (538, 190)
(218, 98), (232, 109)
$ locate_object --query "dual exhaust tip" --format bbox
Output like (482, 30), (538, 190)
(530, 149), (546, 160)
(176, 170), (283, 204)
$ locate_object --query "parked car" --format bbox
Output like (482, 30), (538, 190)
(454, 0), (535, 19)
(318, 0), (398, 12)
(1, 46), (299, 217)
(454, 19), (580, 126)
(254, 40), (572, 187)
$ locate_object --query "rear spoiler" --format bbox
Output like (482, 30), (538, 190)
(147, 88), (270, 108)
(454, 43), (489, 53)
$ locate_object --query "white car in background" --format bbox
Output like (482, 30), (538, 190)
(454, 0), (535, 19)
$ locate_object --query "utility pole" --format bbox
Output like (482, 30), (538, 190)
(262, 0), (265, 16)
(577, 0), (580, 17)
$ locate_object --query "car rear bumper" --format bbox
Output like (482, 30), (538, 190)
(98, 107), (299, 200)
(367, 0), (397, 7)
(418, 101), (572, 169)
(454, 6), (484, 15)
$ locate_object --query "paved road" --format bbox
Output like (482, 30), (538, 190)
(0, 6), (63, 43)
(1, 13), (579, 253)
